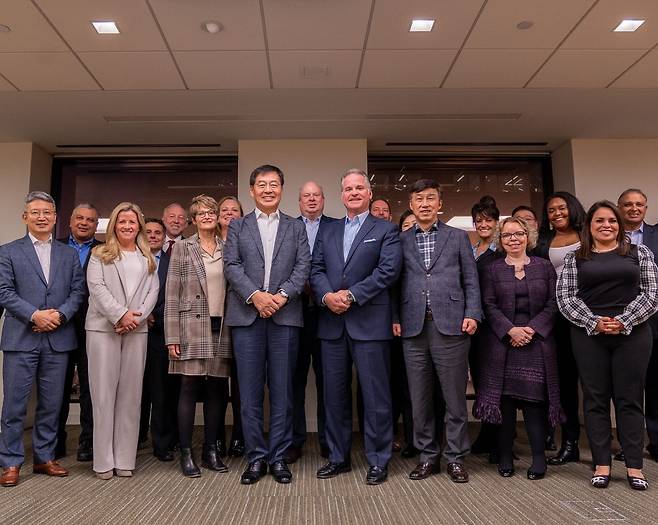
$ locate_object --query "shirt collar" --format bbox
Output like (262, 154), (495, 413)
(626, 222), (644, 234)
(255, 208), (280, 220)
(302, 214), (322, 224)
(153, 249), (162, 259)
(29, 232), (52, 245)
(68, 234), (94, 247)
(165, 235), (182, 244)
(415, 222), (438, 234)
(345, 210), (369, 225)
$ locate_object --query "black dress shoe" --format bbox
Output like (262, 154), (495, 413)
(216, 439), (227, 458)
(283, 446), (302, 464)
(270, 460), (293, 484)
(401, 445), (420, 458)
(647, 444), (658, 462)
(320, 445), (330, 459)
(527, 469), (545, 480)
(498, 467), (515, 478)
(613, 450), (626, 462)
(241, 460), (267, 485)
(76, 444), (93, 462)
(228, 440), (245, 458)
(591, 474), (610, 488)
(154, 450), (175, 462)
(316, 461), (352, 479)
(180, 448), (201, 478)
(548, 440), (579, 465)
(447, 462), (469, 483)
(366, 465), (388, 485)
(627, 474), (649, 491)
(202, 444), (228, 472)
(409, 462), (439, 480)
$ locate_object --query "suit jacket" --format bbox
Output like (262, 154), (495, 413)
(642, 222), (658, 336)
(397, 222), (481, 338)
(224, 210), (311, 327)
(298, 214), (338, 308)
(164, 235), (231, 360)
(151, 251), (170, 334)
(310, 213), (401, 341)
(0, 235), (85, 352)
(85, 250), (159, 334)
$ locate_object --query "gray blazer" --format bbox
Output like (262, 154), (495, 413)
(224, 210), (311, 327)
(85, 251), (159, 333)
(397, 222), (482, 338)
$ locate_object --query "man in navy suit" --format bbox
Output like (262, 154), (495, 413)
(0, 191), (85, 487)
(284, 181), (336, 464)
(618, 188), (658, 461)
(55, 203), (102, 462)
(310, 168), (401, 485)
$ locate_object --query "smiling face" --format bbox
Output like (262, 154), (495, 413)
(401, 214), (417, 232)
(250, 171), (282, 214)
(370, 199), (391, 221)
(474, 213), (497, 242)
(618, 191), (647, 230)
(409, 188), (441, 228)
(299, 182), (324, 219)
(547, 197), (570, 232)
(500, 221), (528, 257)
(218, 198), (242, 230)
(145, 221), (165, 252)
(23, 199), (57, 240)
(341, 173), (372, 217)
(590, 206), (620, 248)
(162, 204), (187, 238)
(192, 206), (219, 233)
(115, 210), (140, 247)
(70, 206), (98, 243)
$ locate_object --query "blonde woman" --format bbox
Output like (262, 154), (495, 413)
(86, 202), (159, 479)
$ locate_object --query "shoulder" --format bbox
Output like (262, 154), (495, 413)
(322, 215), (339, 223)
(637, 243), (654, 260)
(1, 237), (26, 252)
(529, 255), (552, 269)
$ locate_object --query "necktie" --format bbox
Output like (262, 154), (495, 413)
(166, 240), (175, 254)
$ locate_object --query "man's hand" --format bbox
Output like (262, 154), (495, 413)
(32, 309), (61, 332)
(462, 317), (478, 335)
(272, 292), (288, 309)
(252, 291), (280, 318)
(392, 323), (402, 337)
(147, 314), (156, 329)
(168, 344), (181, 359)
(324, 292), (350, 314)
(116, 310), (142, 332)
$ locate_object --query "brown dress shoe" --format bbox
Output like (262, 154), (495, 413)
(0, 467), (20, 487)
(33, 460), (69, 477)
(409, 462), (440, 480)
(447, 462), (469, 483)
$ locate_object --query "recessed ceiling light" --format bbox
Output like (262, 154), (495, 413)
(0, 24), (11, 33)
(613, 19), (645, 32)
(409, 19), (435, 32)
(516, 20), (534, 30)
(201, 21), (223, 34)
(91, 21), (120, 35)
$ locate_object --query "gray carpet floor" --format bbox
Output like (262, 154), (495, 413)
(3, 427), (658, 524)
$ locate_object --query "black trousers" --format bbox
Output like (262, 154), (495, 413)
(498, 397), (547, 471)
(218, 361), (243, 443)
(644, 336), (658, 446)
(571, 323), (652, 469)
(390, 337), (413, 445)
(57, 321), (93, 449)
(555, 314), (581, 442)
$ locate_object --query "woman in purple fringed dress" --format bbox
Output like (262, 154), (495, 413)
(474, 217), (563, 480)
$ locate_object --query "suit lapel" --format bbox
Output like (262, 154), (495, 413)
(244, 212), (265, 260)
(335, 218), (346, 263)
(113, 257), (129, 302)
(427, 222), (451, 270)
(272, 213), (290, 262)
(345, 214), (376, 267)
(188, 239), (209, 299)
(403, 229), (426, 271)
(47, 241), (62, 290)
(19, 236), (48, 286)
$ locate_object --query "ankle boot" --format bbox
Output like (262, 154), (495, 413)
(548, 440), (580, 465)
(202, 443), (228, 472)
(180, 447), (201, 477)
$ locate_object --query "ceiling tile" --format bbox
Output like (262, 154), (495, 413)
(367, 0), (485, 50)
(34, 0), (166, 51)
(269, 50), (361, 88)
(563, 0), (658, 50)
(263, 0), (372, 50)
(175, 51), (270, 89)
(612, 48), (658, 87)
(445, 49), (551, 87)
(0, 0), (68, 52)
(0, 52), (99, 91)
(79, 51), (184, 90)
(0, 75), (17, 91)
(528, 49), (645, 87)
(149, 0), (264, 51)
(359, 50), (455, 88)
(466, 0), (594, 49)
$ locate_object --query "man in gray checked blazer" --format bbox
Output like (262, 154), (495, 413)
(224, 164), (311, 486)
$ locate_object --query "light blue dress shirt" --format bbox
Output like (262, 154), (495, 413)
(302, 215), (322, 254)
(626, 223), (644, 246)
(343, 210), (369, 262)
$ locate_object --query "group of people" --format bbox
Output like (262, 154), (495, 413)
(0, 166), (657, 493)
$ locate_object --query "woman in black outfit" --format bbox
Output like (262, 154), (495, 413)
(557, 201), (658, 490)
(535, 192), (586, 464)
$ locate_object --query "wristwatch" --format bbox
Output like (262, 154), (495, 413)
(278, 289), (289, 299)
(346, 290), (356, 304)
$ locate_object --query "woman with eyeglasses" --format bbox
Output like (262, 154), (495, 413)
(475, 217), (562, 480)
(165, 195), (232, 477)
(557, 201), (658, 490)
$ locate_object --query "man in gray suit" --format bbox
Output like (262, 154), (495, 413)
(396, 179), (481, 483)
(224, 165), (311, 485)
(0, 191), (85, 487)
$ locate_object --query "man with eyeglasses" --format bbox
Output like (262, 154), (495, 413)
(0, 191), (85, 487)
(224, 165), (311, 486)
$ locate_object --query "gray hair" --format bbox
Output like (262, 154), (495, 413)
(299, 181), (325, 198)
(25, 191), (56, 210)
(72, 203), (98, 214)
(618, 188), (648, 204)
(340, 168), (371, 191)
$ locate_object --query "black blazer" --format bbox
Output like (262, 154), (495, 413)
(151, 251), (170, 333)
(642, 223), (658, 335)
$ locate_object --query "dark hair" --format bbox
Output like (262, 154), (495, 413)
(218, 195), (244, 217)
(577, 200), (630, 260)
(249, 164), (284, 186)
(398, 209), (415, 230)
(535, 191), (586, 258)
(511, 205), (537, 220)
(144, 218), (165, 229)
(409, 179), (442, 198)
(370, 198), (391, 211)
(618, 188), (648, 204)
(471, 195), (500, 222)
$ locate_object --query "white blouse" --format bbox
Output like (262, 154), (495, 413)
(549, 241), (581, 276)
(119, 250), (144, 298)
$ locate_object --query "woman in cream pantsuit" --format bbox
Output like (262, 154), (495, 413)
(86, 202), (159, 479)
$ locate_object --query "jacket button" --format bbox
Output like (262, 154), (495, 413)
(196, 314), (200, 319)
(426, 274), (430, 278)
(196, 295), (200, 299)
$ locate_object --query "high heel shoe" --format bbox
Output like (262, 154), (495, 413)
(527, 469), (545, 480)
(591, 474), (611, 488)
(180, 447), (201, 478)
(627, 474), (649, 491)
(498, 466), (515, 477)
(202, 444), (228, 472)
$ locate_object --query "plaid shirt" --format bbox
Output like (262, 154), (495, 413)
(415, 223), (438, 309)
(556, 244), (658, 335)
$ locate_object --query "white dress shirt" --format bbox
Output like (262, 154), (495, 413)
(255, 208), (280, 292)
(29, 232), (52, 284)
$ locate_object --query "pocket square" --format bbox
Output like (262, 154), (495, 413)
(363, 238), (377, 243)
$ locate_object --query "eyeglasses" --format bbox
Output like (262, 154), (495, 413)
(27, 210), (55, 218)
(196, 211), (217, 218)
(500, 231), (527, 240)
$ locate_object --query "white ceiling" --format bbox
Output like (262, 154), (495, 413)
(0, 0), (657, 153)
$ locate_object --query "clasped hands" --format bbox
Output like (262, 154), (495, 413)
(114, 310), (142, 335)
(508, 326), (536, 347)
(324, 290), (352, 315)
(31, 309), (62, 333)
(595, 316), (624, 335)
(393, 318), (477, 337)
(252, 290), (287, 318)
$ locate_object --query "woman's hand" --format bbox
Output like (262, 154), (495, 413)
(508, 326), (534, 347)
(116, 310), (142, 332)
(595, 316), (622, 335)
(168, 344), (181, 359)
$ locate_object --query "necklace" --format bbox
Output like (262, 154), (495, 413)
(505, 255), (530, 272)
(592, 243), (618, 253)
